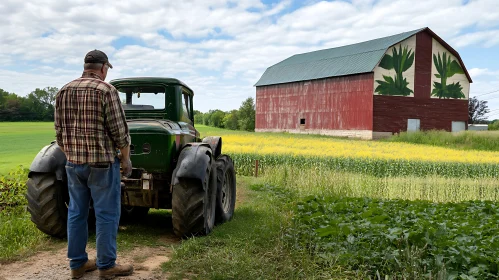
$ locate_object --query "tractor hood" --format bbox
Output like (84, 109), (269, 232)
(127, 119), (182, 135)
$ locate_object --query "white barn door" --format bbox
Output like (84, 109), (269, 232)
(407, 119), (420, 132)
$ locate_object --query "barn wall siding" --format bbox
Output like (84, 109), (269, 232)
(373, 30), (468, 134)
(256, 73), (374, 132)
(373, 96), (468, 132)
(414, 31), (432, 99)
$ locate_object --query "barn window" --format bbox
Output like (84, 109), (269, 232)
(452, 121), (465, 132)
(300, 118), (306, 125)
(407, 119), (420, 132)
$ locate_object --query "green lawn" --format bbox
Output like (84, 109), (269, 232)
(0, 122), (221, 175)
(0, 123), (237, 174)
(0, 122), (55, 175)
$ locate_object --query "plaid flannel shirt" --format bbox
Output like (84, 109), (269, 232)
(55, 72), (130, 164)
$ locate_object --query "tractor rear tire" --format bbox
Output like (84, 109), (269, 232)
(172, 161), (217, 237)
(26, 173), (68, 238)
(215, 155), (236, 224)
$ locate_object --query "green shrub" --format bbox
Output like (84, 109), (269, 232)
(384, 130), (499, 151)
(0, 167), (29, 211)
(489, 120), (499, 131)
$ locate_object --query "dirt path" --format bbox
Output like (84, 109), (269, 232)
(0, 244), (173, 280)
(0, 179), (251, 280)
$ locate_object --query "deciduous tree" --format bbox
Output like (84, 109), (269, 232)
(468, 97), (489, 124)
(238, 97), (255, 131)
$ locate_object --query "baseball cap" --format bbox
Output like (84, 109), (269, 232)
(84, 49), (113, 69)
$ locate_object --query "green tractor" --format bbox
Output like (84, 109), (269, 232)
(26, 77), (236, 238)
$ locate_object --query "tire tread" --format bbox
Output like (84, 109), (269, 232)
(26, 173), (67, 238)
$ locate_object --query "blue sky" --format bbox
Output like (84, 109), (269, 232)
(0, 0), (498, 116)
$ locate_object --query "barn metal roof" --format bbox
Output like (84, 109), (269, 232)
(255, 28), (425, 87)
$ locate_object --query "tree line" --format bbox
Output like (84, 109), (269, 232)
(194, 97), (256, 131)
(2, 86), (492, 133)
(0, 87), (257, 132)
(0, 87), (58, 121)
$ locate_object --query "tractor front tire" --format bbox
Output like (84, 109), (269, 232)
(172, 161), (217, 238)
(26, 173), (68, 238)
(215, 155), (236, 224)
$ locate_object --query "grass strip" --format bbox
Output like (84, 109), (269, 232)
(384, 130), (499, 152)
(0, 207), (52, 262)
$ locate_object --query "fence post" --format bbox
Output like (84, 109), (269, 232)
(255, 160), (259, 177)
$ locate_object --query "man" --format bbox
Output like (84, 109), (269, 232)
(55, 50), (134, 279)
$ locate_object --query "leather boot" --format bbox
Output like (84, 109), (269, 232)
(99, 263), (134, 279)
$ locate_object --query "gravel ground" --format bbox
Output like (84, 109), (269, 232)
(0, 246), (172, 280)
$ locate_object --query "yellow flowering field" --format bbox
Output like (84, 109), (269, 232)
(221, 134), (499, 165)
(197, 126), (499, 178)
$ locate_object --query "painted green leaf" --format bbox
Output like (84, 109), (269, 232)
(448, 60), (464, 77)
(401, 47), (414, 72)
(379, 54), (394, 70)
(392, 47), (401, 73)
(382, 75), (394, 84)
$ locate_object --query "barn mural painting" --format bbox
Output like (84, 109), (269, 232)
(431, 39), (469, 99)
(374, 36), (416, 97)
(254, 27), (472, 139)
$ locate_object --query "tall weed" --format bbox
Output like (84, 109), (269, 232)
(385, 130), (499, 151)
(0, 167), (29, 211)
(261, 166), (499, 202)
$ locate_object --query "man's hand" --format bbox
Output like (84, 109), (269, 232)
(119, 144), (132, 177)
(122, 158), (132, 177)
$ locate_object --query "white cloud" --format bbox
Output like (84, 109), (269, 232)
(451, 30), (499, 48)
(469, 68), (499, 79)
(0, 0), (499, 112)
(0, 69), (77, 95)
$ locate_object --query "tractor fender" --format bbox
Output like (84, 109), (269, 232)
(171, 143), (213, 187)
(29, 141), (67, 181)
(202, 136), (222, 159)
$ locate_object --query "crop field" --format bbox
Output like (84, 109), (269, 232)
(200, 126), (499, 278)
(2, 123), (499, 278)
(0, 122), (55, 174)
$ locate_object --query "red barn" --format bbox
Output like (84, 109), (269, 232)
(254, 27), (472, 139)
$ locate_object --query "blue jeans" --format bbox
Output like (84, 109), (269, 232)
(65, 158), (121, 270)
